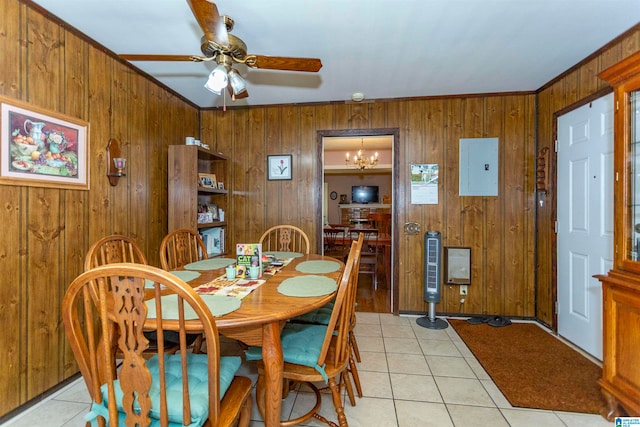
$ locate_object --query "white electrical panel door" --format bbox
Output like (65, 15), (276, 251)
(459, 137), (498, 196)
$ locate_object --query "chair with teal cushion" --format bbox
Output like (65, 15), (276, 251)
(62, 263), (252, 427)
(246, 235), (363, 426)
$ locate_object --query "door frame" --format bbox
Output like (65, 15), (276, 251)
(551, 87), (612, 332)
(316, 128), (400, 314)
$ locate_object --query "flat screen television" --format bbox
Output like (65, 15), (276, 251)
(351, 186), (379, 204)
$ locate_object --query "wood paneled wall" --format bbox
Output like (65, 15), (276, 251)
(2, 0), (638, 419)
(0, 1), (199, 417)
(201, 93), (537, 317)
(535, 26), (640, 326)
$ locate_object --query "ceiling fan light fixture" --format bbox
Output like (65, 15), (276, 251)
(204, 64), (229, 94)
(228, 68), (247, 95)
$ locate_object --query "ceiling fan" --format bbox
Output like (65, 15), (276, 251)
(119, 0), (322, 101)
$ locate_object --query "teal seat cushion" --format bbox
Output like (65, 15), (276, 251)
(86, 353), (241, 427)
(292, 303), (333, 325)
(245, 323), (329, 382)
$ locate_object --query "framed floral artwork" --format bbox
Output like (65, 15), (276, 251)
(267, 154), (292, 181)
(0, 96), (89, 190)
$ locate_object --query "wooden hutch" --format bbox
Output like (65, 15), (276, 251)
(596, 51), (640, 420)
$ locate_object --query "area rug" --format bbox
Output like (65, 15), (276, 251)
(449, 319), (604, 414)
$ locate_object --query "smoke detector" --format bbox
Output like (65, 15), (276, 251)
(351, 92), (365, 102)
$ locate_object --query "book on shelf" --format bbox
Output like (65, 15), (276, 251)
(235, 243), (262, 278)
(200, 227), (224, 256)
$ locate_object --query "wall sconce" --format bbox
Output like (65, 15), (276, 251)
(106, 138), (126, 186)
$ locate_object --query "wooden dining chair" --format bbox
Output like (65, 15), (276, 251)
(84, 234), (189, 357)
(62, 263), (253, 427)
(84, 234), (147, 271)
(159, 229), (210, 352)
(259, 225), (310, 254)
(289, 234), (366, 404)
(323, 226), (347, 259)
(160, 228), (208, 270)
(247, 235), (363, 426)
(356, 229), (379, 289)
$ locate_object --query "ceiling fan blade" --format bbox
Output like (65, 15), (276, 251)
(186, 0), (229, 46)
(247, 55), (322, 72)
(119, 54), (207, 62)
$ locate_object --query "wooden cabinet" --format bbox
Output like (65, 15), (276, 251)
(168, 145), (229, 256)
(596, 51), (640, 420)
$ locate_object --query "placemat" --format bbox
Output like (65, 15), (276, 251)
(144, 270), (200, 289)
(194, 276), (265, 299)
(146, 294), (241, 319)
(295, 260), (341, 274)
(277, 275), (337, 297)
(169, 270), (201, 282)
(184, 258), (235, 270)
(264, 251), (303, 260)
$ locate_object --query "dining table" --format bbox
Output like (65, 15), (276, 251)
(144, 252), (344, 427)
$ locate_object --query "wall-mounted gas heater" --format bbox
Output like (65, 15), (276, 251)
(416, 231), (449, 329)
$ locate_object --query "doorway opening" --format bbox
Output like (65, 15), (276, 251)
(316, 128), (400, 314)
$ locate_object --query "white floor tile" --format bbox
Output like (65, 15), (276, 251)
(390, 373), (442, 403)
(447, 404), (510, 427)
(358, 370), (393, 399)
(358, 350), (389, 372)
(355, 334), (385, 352)
(383, 337), (423, 354)
(395, 400), (453, 427)
(343, 397), (398, 427)
(500, 407), (566, 427)
(418, 338), (462, 357)
(434, 377), (496, 407)
(353, 322), (382, 337)
(425, 355), (475, 378)
(386, 353), (431, 375)
(554, 410), (613, 427)
(1, 311), (613, 427)
(381, 324), (416, 338)
(2, 400), (88, 427)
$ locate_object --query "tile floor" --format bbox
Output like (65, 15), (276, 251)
(1, 313), (613, 427)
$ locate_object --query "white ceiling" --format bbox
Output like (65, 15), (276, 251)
(30, 0), (640, 109)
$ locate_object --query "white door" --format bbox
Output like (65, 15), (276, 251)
(557, 93), (613, 360)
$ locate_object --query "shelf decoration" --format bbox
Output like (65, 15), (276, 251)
(536, 147), (549, 193)
(106, 137), (126, 186)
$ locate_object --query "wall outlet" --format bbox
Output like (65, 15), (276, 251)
(460, 285), (468, 296)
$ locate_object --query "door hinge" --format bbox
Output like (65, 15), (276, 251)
(554, 221), (558, 233)
(554, 140), (558, 153)
(555, 301), (558, 314)
(616, 171), (619, 182)
(616, 100), (619, 111)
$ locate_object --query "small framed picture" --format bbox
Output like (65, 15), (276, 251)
(217, 181), (224, 190)
(208, 203), (219, 221)
(198, 173), (216, 188)
(268, 154), (292, 181)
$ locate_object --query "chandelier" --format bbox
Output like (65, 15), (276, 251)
(345, 139), (378, 170)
